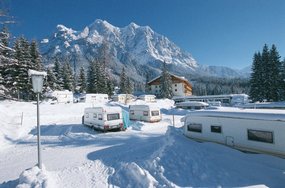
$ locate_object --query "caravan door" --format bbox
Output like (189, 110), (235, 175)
(225, 136), (234, 147)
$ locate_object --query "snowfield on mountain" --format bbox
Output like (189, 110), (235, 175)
(40, 19), (248, 80)
(0, 99), (285, 188)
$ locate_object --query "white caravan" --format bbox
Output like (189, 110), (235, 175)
(85, 94), (109, 103)
(50, 90), (73, 104)
(129, 105), (161, 122)
(137, 95), (156, 102)
(175, 101), (209, 110)
(112, 94), (135, 104)
(83, 106), (124, 131)
(183, 108), (285, 157)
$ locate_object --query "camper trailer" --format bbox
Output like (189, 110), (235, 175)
(137, 95), (156, 102)
(112, 94), (135, 104)
(82, 106), (124, 131)
(175, 101), (209, 110)
(85, 94), (109, 103)
(129, 105), (161, 122)
(183, 108), (285, 157)
(49, 90), (73, 104)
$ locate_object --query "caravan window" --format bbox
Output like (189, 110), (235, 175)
(93, 113), (97, 118)
(187, 123), (202, 133)
(247, 129), (273, 144)
(98, 114), (103, 120)
(130, 110), (134, 115)
(151, 111), (160, 116)
(85, 113), (89, 118)
(211, 125), (222, 133)
(143, 111), (149, 116)
(107, 113), (120, 121)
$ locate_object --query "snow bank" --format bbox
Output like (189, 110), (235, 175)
(111, 162), (158, 188)
(16, 165), (56, 188)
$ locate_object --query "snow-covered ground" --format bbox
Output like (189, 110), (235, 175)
(0, 99), (285, 188)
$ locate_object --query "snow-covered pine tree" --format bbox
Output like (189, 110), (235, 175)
(87, 59), (98, 93)
(280, 59), (285, 101)
(46, 67), (57, 90)
(261, 44), (270, 101)
(0, 26), (11, 58)
(0, 13), (17, 97)
(13, 36), (32, 100)
(62, 62), (74, 91)
(119, 67), (127, 94)
(125, 77), (133, 94)
(106, 79), (113, 97)
(77, 66), (86, 93)
(250, 52), (263, 102)
(145, 73), (150, 93)
(268, 44), (282, 101)
(97, 42), (112, 94)
(53, 58), (64, 90)
(97, 60), (107, 93)
(30, 40), (42, 71)
(160, 61), (173, 99)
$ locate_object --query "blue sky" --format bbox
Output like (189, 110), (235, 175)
(6, 0), (285, 69)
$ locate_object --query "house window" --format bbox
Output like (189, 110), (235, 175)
(155, 85), (158, 88)
(98, 114), (103, 120)
(175, 84), (177, 87)
(93, 113), (97, 118)
(143, 111), (149, 116)
(247, 129), (273, 143)
(175, 89), (177, 92)
(187, 123), (202, 133)
(211, 125), (222, 133)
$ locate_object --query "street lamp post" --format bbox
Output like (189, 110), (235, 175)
(28, 69), (47, 169)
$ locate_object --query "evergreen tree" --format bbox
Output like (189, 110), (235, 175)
(280, 59), (285, 101)
(30, 40), (42, 71)
(268, 44), (282, 101)
(0, 25), (11, 59)
(13, 36), (32, 100)
(87, 59), (98, 93)
(46, 67), (57, 90)
(97, 61), (107, 93)
(62, 62), (74, 91)
(125, 77), (133, 94)
(53, 58), (64, 90)
(145, 72), (150, 93)
(250, 52), (263, 102)
(119, 67), (127, 93)
(261, 44), (270, 101)
(77, 66), (86, 93)
(106, 79), (114, 97)
(160, 61), (173, 99)
(249, 44), (283, 102)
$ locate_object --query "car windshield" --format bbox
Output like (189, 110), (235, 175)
(107, 113), (120, 121)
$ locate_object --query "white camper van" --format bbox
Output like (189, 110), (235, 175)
(85, 94), (109, 103)
(137, 95), (156, 102)
(183, 108), (285, 157)
(83, 106), (124, 131)
(49, 90), (73, 104)
(175, 101), (209, 110)
(129, 105), (161, 122)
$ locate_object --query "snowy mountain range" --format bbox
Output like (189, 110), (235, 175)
(39, 19), (250, 82)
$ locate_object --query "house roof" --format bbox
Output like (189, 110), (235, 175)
(147, 73), (192, 88)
